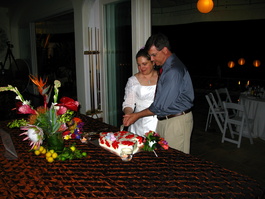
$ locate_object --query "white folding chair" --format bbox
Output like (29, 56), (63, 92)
(222, 101), (254, 148)
(215, 87), (236, 115)
(205, 93), (225, 133)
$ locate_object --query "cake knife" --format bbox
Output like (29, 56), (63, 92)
(120, 124), (124, 131)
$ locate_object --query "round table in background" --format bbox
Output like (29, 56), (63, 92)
(240, 95), (265, 140)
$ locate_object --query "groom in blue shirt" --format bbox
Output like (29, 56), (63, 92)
(123, 33), (194, 154)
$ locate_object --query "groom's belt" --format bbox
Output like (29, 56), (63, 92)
(157, 109), (191, 121)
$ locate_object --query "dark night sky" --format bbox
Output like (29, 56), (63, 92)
(152, 19), (265, 81)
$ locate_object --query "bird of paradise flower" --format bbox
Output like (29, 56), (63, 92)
(0, 75), (80, 149)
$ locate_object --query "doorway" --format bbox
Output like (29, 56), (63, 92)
(35, 12), (77, 100)
(104, 0), (132, 127)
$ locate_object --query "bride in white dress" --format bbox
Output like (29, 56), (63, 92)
(122, 49), (158, 137)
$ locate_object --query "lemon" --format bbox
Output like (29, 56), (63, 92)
(34, 150), (40, 156)
(46, 152), (52, 158)
(52, 152), (58, 159)
(70, 146), (76, 152)
(41, 148), (46, 154)
(39, 146), (44, 152)
(33, 145), (39, 150)
(49, 149), (55, 154)
(47, 157), (54, 163)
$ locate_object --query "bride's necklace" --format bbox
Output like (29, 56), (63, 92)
(139, 71), (156, 85)
(144, 74), (153, 84)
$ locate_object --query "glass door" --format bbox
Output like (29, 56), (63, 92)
(104, 0), (132, 127)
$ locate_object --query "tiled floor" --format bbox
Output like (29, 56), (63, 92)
(190, 90), (265, 188)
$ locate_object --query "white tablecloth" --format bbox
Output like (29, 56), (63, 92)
(240, 95), (265, 140)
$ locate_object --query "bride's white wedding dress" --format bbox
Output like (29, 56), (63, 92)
(122, 76), (158, 137)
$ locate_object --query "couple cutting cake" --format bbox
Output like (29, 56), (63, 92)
(122, 33), (194, 154)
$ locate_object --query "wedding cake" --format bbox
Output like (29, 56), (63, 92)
(99, 131), (144, 155)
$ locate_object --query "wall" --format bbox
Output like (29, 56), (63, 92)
(0, 7), (10, 65)
(8, 0), (73, 60)
(1, 0), (265, 120)
(152, 1), (265, 26)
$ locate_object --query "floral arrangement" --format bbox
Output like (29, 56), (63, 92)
(0, 75), (83, 151)
(62, 117), (84, 140)
(33, 143), (87, 163)
(142, 130), (169, 152)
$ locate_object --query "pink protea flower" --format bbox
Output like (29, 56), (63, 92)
(20, 125), (44, 149)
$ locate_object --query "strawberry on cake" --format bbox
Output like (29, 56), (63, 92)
(99, 131), (144, 155)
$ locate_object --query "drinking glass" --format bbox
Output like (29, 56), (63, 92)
(120, 148), (133, 161)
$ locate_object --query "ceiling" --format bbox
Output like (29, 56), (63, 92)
(1, 0), (265, 11)
(1, 0), (265, 24)
(151, 0), (265, 8)
(0, 0), (23, 8)
(151, 0), (194, 8)
(1, 0), (265, 8)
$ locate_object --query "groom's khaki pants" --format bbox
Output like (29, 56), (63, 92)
(156, 111), (193, 154)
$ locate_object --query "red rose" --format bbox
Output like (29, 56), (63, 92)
(71, 133), (76, 139)
(112, 140), (119, 149)
(136, 136), (143, 144)
(106, 140), (110, 147)
(121, 141), (134, 146)
(120, 131), (127, 136)
(125, 134), (135, 139)
(100, 137), (104, 144)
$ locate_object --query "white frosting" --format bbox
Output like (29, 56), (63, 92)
(99, 131), (144, 155)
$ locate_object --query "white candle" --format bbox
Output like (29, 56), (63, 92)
(247, 80), (250, 86)
(81, 137), (87, 143)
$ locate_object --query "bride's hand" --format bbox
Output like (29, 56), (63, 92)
(123, 113), (139, 126)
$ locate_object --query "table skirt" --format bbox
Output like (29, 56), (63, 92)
(240, 95), (265, 140)
(1, 114), (264, 198)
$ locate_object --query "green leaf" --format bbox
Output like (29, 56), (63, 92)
(7, 119), (28, 128)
